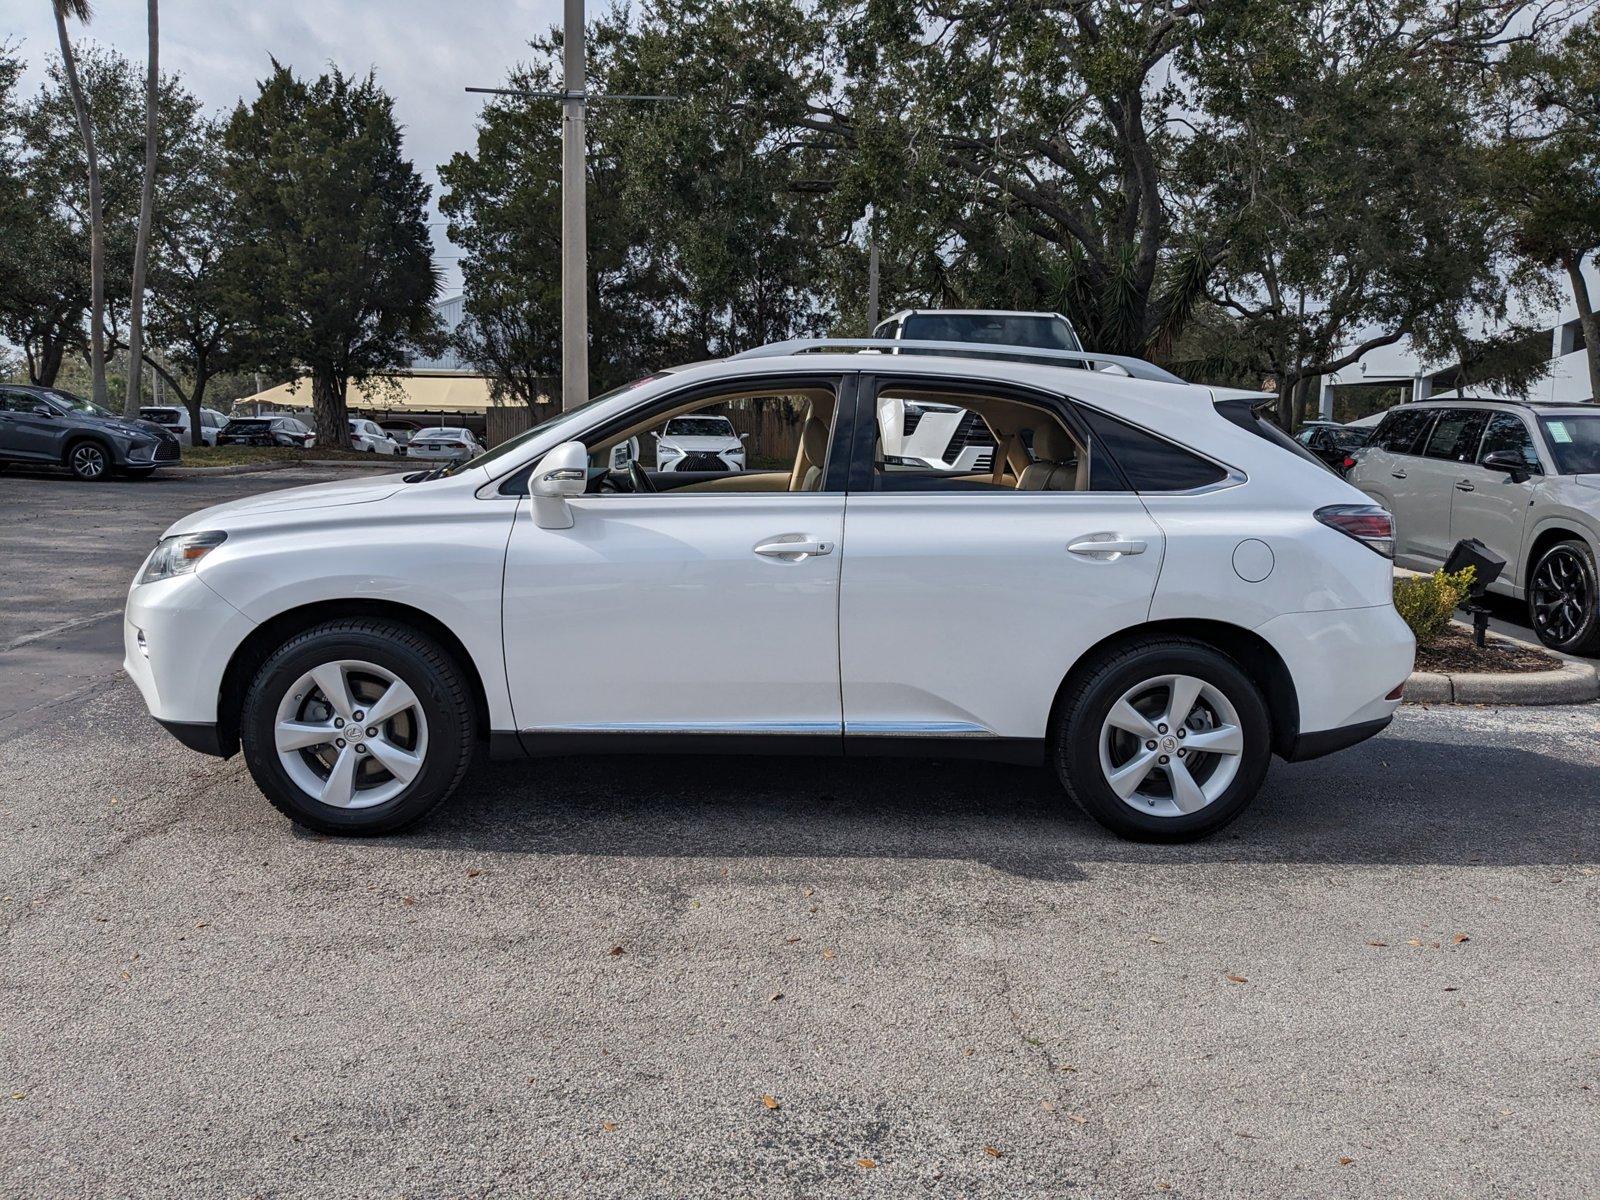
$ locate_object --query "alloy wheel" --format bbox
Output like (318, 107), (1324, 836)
(272, 659), (429, 810)
(72, 444), (106, 479)
(1097, 673), (1244, 817)
(1531, 547), (1593, 646)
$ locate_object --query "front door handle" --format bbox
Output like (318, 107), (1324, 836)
(1067, 536), (1148, 560)
(1455, 479), (1475, 492)
(754, 535), (834, 561)
(1390, 469), (1408, 479)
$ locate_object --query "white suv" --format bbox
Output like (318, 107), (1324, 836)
(1347, 399), (1600, 654)
(653, 414), (746, 472)
(124, 341), (1413, 841)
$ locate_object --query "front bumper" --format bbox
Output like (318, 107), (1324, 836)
(122, 438), (181, 465)
(124, 570), (257, 733)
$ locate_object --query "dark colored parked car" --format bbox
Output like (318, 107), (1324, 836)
(0, 384), (179, 480)
(216, 415), (316, 448)
(1296, 424), (1371, 474)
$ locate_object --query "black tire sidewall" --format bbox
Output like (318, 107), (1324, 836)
(68, 442), (108, 480)
(1056, 641), (1272, 842)
(240, 624), (472, 835)
(1528, 539), (1600, 654)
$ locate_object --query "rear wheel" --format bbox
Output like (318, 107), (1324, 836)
(240, 619), (476, 835)
(1528, 538), (1600, 655)
(66, 441), (110, 481)
(1054, 638), (1271, 841)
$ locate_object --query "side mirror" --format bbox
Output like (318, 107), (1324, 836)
(739, 431), (749, 441)
(1481, 450), (1532, 483)
(530, 440), (588, 529)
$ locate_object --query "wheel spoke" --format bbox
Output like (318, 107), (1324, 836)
(1107, 748), (1159, 799)
(275, 720), (337, 753)
(1166, 758), (1209, 813)
(319, 745), (360, 807)
(366, 737), (423, 784)
(1164, 675), (1203, 730)
(1183, 723), (1243, 756)
(1106, 700), (1158, 740)
(310, 663), (356, 721)
(364, 679), (419, 726)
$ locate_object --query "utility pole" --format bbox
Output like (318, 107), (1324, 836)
(560, 0), (588, 412)
(864, 204), (881, 333)
(467, 1), (676, 412)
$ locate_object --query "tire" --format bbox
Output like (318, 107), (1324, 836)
(239, 619), (476, 835)
(1528, 538), (1600, 656)
(1053, 637), (1272, 842)
(66, 440), (110, 481)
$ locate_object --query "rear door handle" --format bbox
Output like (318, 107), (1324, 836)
(1455, 479), (1475, 492)
(754, 535), (834, 561)
(1390, 469), (1408, 479)
(1067, 536), (1147, 560)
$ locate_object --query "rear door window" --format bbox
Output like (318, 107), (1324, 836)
(1371, 407), (1437, 455)
(1422, 409), (1488, 463)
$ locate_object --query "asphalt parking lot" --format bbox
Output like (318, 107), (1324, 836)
(1, 467), (1596, 1198)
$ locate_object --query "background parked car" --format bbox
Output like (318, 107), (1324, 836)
(652, 414), (746, 471)
(216, 415), (316, 449)
(0, 383), (179, 479)
(1295, 423), (1371, 474)
(873, 308), (1084, 353)
(348, 419), (402, 454)
(139, 405), (231, 447)
(1347, 398), (1600, 654)
(405, 427), (484, 463)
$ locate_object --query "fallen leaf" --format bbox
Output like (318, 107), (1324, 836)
(1498, 1108), (1513, 1116)
(195, 921), (209, 929)
(608, 945), (624, 956)
(1148, 935), (1166, 944)
(768, 992), (783, 1003)
(1065, 1113), (1088, 1125)
(1040, 1100), (1055, 1113)
(402, 896), (415, 906)
(601, 1121), (617, 1132)
(803, 887), (814, 897)
(982, 1145), (1003, 1158)
(1059, 1064), (1077, 1073)
(10, 1092), (23, 1100)
(822, 947), (836, 961)
(1452, 933), (1470, 944)
(761, 1095), (780, 1110)
(1226, 974), (1248, 984)
(467, 868), (483, 879)
(1406, 938), (1424, 947)
(1338, 1156), (1354, 1166)
(784, 936), (801, 944)
(1367, 940), (1388, 947)
(1443, 986), (1459, 992)
(857, 1158), (877, 1169)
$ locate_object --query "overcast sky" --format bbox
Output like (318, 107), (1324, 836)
(5, 1), (566, 294)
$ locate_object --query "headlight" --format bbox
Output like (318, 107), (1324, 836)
(138, 531), (227, 584)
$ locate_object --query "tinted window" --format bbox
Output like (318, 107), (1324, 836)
(1477, 412), (1540, 470)
(1422, 409), (1487, 462)
(1076, 406), (1228, 492)
(1372, 408), (1436, 455)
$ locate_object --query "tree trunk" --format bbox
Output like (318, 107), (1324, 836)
(125, 0), (160, 417)
(53, 6), (108, 409)
(1566, 255), (1600, 404)
(311, 370), (351, 450)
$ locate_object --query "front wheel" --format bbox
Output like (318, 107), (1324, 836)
(239, 619), (476, 834)
(1528, 539), (1600, 656)
(1054, 638), (1272, 842)
(67, 441), (110, 481)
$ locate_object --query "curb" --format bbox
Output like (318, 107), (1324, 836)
(1403, 660), (1600, 705)
(159, 459), (400, 477)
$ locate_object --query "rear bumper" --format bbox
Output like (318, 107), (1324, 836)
(1281, 716), (1392, 763)
(1255, 603), (1415, 741)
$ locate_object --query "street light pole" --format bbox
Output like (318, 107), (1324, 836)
(560, 0), (589, 412)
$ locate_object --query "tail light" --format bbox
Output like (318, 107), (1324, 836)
(1316, 504), (1394, 558)
(1341, 456), (1356, 470)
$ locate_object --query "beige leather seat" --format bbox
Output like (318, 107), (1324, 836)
(1016, 422), (1087, 491)
(789, 416), (830, 491)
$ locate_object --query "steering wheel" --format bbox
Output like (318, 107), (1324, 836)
(629, 462), (657, 494)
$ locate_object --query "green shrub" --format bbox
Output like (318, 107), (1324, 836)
(1393, 567), (1476, 645)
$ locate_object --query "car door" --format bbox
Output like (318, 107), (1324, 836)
(835, 374), (1166, 746)
(1351, 407), (1436, 565)
(0, 390), (62, 461)
(1405, 408), (1488, 564)
(501, 374), (851, 741)
(1450, 410), (1541, 592)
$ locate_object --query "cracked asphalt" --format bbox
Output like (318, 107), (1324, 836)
(1, 466), (1597, 1198)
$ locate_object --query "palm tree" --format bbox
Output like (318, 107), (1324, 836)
(126, 0), (159, 416)
(50, 0), (107, 409)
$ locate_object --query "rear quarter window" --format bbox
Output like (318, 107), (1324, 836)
(1076, 406), (1229, 492)
(1371, 407), (1437, 455)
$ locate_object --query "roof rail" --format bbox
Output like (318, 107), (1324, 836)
(729, 338), (1188, 385)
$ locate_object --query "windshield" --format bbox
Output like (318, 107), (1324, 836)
(141, 407), (182, 422)
(46, 389), (113, 418)
(228, 419), (271, 431)
(901, 313), (1083, 352)
(665, 416), (733, 437)
(442, 375), (667, 477)
(1329, 428), (1370, 449)
(1539, 415), (1600, 475)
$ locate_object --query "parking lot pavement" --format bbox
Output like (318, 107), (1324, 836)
(2, 471), (1597, 1198)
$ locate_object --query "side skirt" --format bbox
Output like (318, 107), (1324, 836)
(504, 729), (1046, 766)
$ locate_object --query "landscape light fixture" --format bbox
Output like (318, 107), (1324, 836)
(1443, 537), (1505, 648)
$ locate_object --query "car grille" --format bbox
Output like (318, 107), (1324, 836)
(679, 453), (727, 471)
(153, 440), (180, 462)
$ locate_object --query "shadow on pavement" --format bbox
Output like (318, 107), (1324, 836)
(370, 731), (1598, 879)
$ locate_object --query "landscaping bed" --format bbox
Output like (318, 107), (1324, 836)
(178, 446), (393, 467)
(1415, 624), (1562, 674)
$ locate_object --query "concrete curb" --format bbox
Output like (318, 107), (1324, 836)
(1403, 660), (1600, 705)
(159, 459), (399, 477)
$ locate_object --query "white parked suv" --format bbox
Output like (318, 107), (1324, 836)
(652, 414), (746, 472)
(125, 340), (1414, 841)
(1346, 398), (1600, 654)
